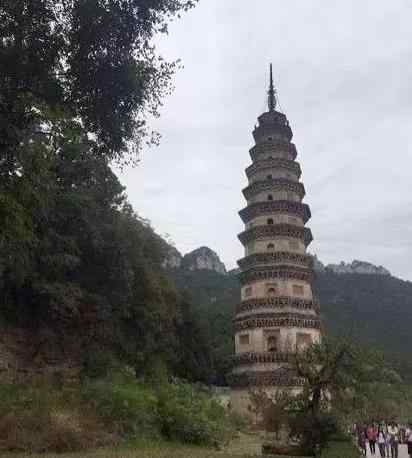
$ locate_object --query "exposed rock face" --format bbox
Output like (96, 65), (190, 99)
(182, 247), (227, 274)
(164, 245), (390, 278)
(311, 256), (391, 276)
(162, 246), (182, 269)
(162, 245), (227, 274)
(311, 254), (326, 272)
(326, 260), (390, 276)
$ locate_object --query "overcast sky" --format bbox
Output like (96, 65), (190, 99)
(118, 0), (412, 280)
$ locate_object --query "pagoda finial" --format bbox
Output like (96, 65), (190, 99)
(268, 63), (276, 112)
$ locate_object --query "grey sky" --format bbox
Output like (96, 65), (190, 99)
(118, 0), (412, 280)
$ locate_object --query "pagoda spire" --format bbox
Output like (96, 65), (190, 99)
(268, 63), (276, 112)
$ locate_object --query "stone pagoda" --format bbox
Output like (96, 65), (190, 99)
(230, 65), (321, 417)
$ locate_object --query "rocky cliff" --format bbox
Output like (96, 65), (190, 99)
(163, 245), (391, 278)
(163, 245), (227, 275)
(162, 246), (182, 269)
(312, 256), (391, 276)
(182, 247), (227, 274)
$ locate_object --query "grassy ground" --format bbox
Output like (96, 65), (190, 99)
(320, 441), (359, 458)
(2, 441), (361, 458)
(1, 442), (252, 458)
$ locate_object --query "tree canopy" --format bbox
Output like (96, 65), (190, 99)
(0, 0), (209, 382)
(0, 0), (197, 164)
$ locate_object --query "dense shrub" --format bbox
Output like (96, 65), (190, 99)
(0, 382), (111, 452)
(83, 373), (160, 439)
(157, 379), (233, 446)
(0, 375), (236, 452)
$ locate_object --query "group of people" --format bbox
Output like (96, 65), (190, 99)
(355, 422), (412, 457)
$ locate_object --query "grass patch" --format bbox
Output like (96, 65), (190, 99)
(320, 440), (359, 458)
(1, 441), (249, 458)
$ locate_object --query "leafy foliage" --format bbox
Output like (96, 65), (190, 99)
(168, 269), (238, 384)
(83, 374), (160, 439)
(293, 339), (385, 416)
(0, 0), (197, 163)
(255, 339), (411, 455)
(0, 128), (178, 374)
(0, 381), (111, 452)
(287, 339), (388, 454)
(157, 379), (233, 445)
(0, 0), (210, 382)
(0, 375), (236, 452)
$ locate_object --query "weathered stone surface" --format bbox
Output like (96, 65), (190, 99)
(163, 245), (228, 274)
(239, 265), (313, 285)
(246, 157), (301, 180)
(239, 200), (311, 224)
(233, 313), (321, 332)
(235, 297), (319, 315)
(162, 246), (183, 269)
(242, 178), (305, 201)
(238, 224), (311, 245)
(311, 256), (391, 276)
(326, 259), (390, 276)
(238, 251), (313, 270)
(182, 246), (227, 274)
(311, 254), (326, 272)
(233, 351), (291, 365)
(249, 140), (297, 162)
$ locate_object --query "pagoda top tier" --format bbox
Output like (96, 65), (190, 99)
(253, 110), (293, 143)
(253, 64), (293, 143)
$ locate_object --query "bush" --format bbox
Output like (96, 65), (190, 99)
(0, 382), (111, 452)
(157, 379), (233, 446)
(84, 372), (234, 446)
(0, 374), (237, 452)
(82, 373), (160, 439)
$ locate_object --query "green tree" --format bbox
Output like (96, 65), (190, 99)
(0, 0), (197, 163)
(0, 0), (213, 384)
(287, 338), (399, 454)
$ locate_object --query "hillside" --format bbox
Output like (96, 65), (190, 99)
(167, 249), (412, 383)
(316, 271), (412, 379)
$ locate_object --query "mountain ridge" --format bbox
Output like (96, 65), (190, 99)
(165, 246), (412, 383)
(164, 245), (393, 278)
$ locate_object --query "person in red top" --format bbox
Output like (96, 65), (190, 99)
(367, 424), (377, 455)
